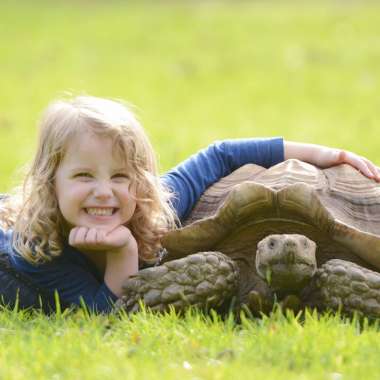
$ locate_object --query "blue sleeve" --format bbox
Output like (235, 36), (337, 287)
(161, 137), (284, 220)
(9, 243), (118, 313)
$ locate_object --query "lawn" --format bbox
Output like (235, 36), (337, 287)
(0, 1), (380, 379)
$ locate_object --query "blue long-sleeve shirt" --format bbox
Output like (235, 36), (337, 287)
(3, 137), (284, 312)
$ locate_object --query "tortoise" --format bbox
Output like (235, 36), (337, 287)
(116, 159), (380, 318)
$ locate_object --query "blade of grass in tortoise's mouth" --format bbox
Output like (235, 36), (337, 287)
(264, 262), (317, 292)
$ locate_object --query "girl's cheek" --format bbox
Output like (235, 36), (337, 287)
(67, 183), (93, 198)
(73, 181), (92, 190)
(127, 182), (137, 196)
(115, 183), (133, 195)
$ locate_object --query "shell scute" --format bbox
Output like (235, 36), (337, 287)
(163, 160), (380, 271)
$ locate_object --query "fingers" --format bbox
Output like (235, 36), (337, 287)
(69, 227), (88, 246)
(362, 157), (380, 182)
(68, 226), (126, 251)
(85, 228), (98, 244)
(354, 156), (374, 178)
(355, 156), (380, 181)
(104, 225), (133, 248)
(96, 229), (106, 244)
(69, 227), (105, 247)
(339, 150), (380, 182)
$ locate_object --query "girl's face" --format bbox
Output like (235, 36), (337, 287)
(54, 131), (137, 232)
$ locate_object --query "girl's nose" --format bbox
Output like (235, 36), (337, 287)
(93, 181), (113, 199)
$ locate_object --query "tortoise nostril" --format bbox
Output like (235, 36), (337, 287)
(284, 239), (296, 248)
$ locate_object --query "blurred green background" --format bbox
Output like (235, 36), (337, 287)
(0, 0), (379, 191)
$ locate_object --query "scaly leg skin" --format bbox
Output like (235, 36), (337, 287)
(240, 289), (274, 317)
(280, 295), (302, 313)
(242, 290), (300, 317)
(114, 251), (239, 314)
(305, 259), (380, 318)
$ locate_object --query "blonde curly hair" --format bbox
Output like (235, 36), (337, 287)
(0, 96), (177, 264)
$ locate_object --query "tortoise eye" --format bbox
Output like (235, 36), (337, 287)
(303, 238), (309, 248)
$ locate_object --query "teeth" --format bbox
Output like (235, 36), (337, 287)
(86, 208), (114, 216)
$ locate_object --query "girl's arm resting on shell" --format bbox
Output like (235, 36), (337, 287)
(161, 137), (284, 220)
(284, 141), (380, 181)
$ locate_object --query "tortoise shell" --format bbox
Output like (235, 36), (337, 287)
(162, 159), (380, 303)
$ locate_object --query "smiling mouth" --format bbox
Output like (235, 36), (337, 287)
(85, 208), (118, 216)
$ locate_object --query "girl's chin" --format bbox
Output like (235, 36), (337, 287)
(79, 216), (121, 230)
(86, 221), (120, 230)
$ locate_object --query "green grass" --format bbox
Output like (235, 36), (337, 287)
(2, 307), (380, 380)
(1, 1), (380, 379)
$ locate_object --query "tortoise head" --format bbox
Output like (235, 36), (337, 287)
(256, 234), (317, 294)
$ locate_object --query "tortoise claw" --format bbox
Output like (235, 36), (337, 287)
(240, 289), (273, 317)
(280, 294), (301, 313)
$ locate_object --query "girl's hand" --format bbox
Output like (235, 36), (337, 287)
(284, 141), (380, 182)
(316, 148), (380, 182)
(69, 225), (137, 253)
(69, 225), (139, 298)
(334, 150), (380, 182)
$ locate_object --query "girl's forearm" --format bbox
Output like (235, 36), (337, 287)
(104, 245), (139, 298)
(284, 141), (341, 168)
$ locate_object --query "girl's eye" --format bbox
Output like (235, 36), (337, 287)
(74, 173), (92, 178)
(112, 173), (129, 180)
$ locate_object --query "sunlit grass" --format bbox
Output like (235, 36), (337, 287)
(0, 307), (380, 380)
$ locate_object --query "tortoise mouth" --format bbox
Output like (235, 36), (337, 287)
(258, 261), (316, 277)
(269, 262), (316, 275)
(268, 257), (315, 267)
(258, 262), (317, 292)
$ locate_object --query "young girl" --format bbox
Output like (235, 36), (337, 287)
(0, 95), (378, 313)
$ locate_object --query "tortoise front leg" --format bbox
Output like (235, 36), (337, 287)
(303, 259), (380, 318)
(115, 251), (239, 314)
